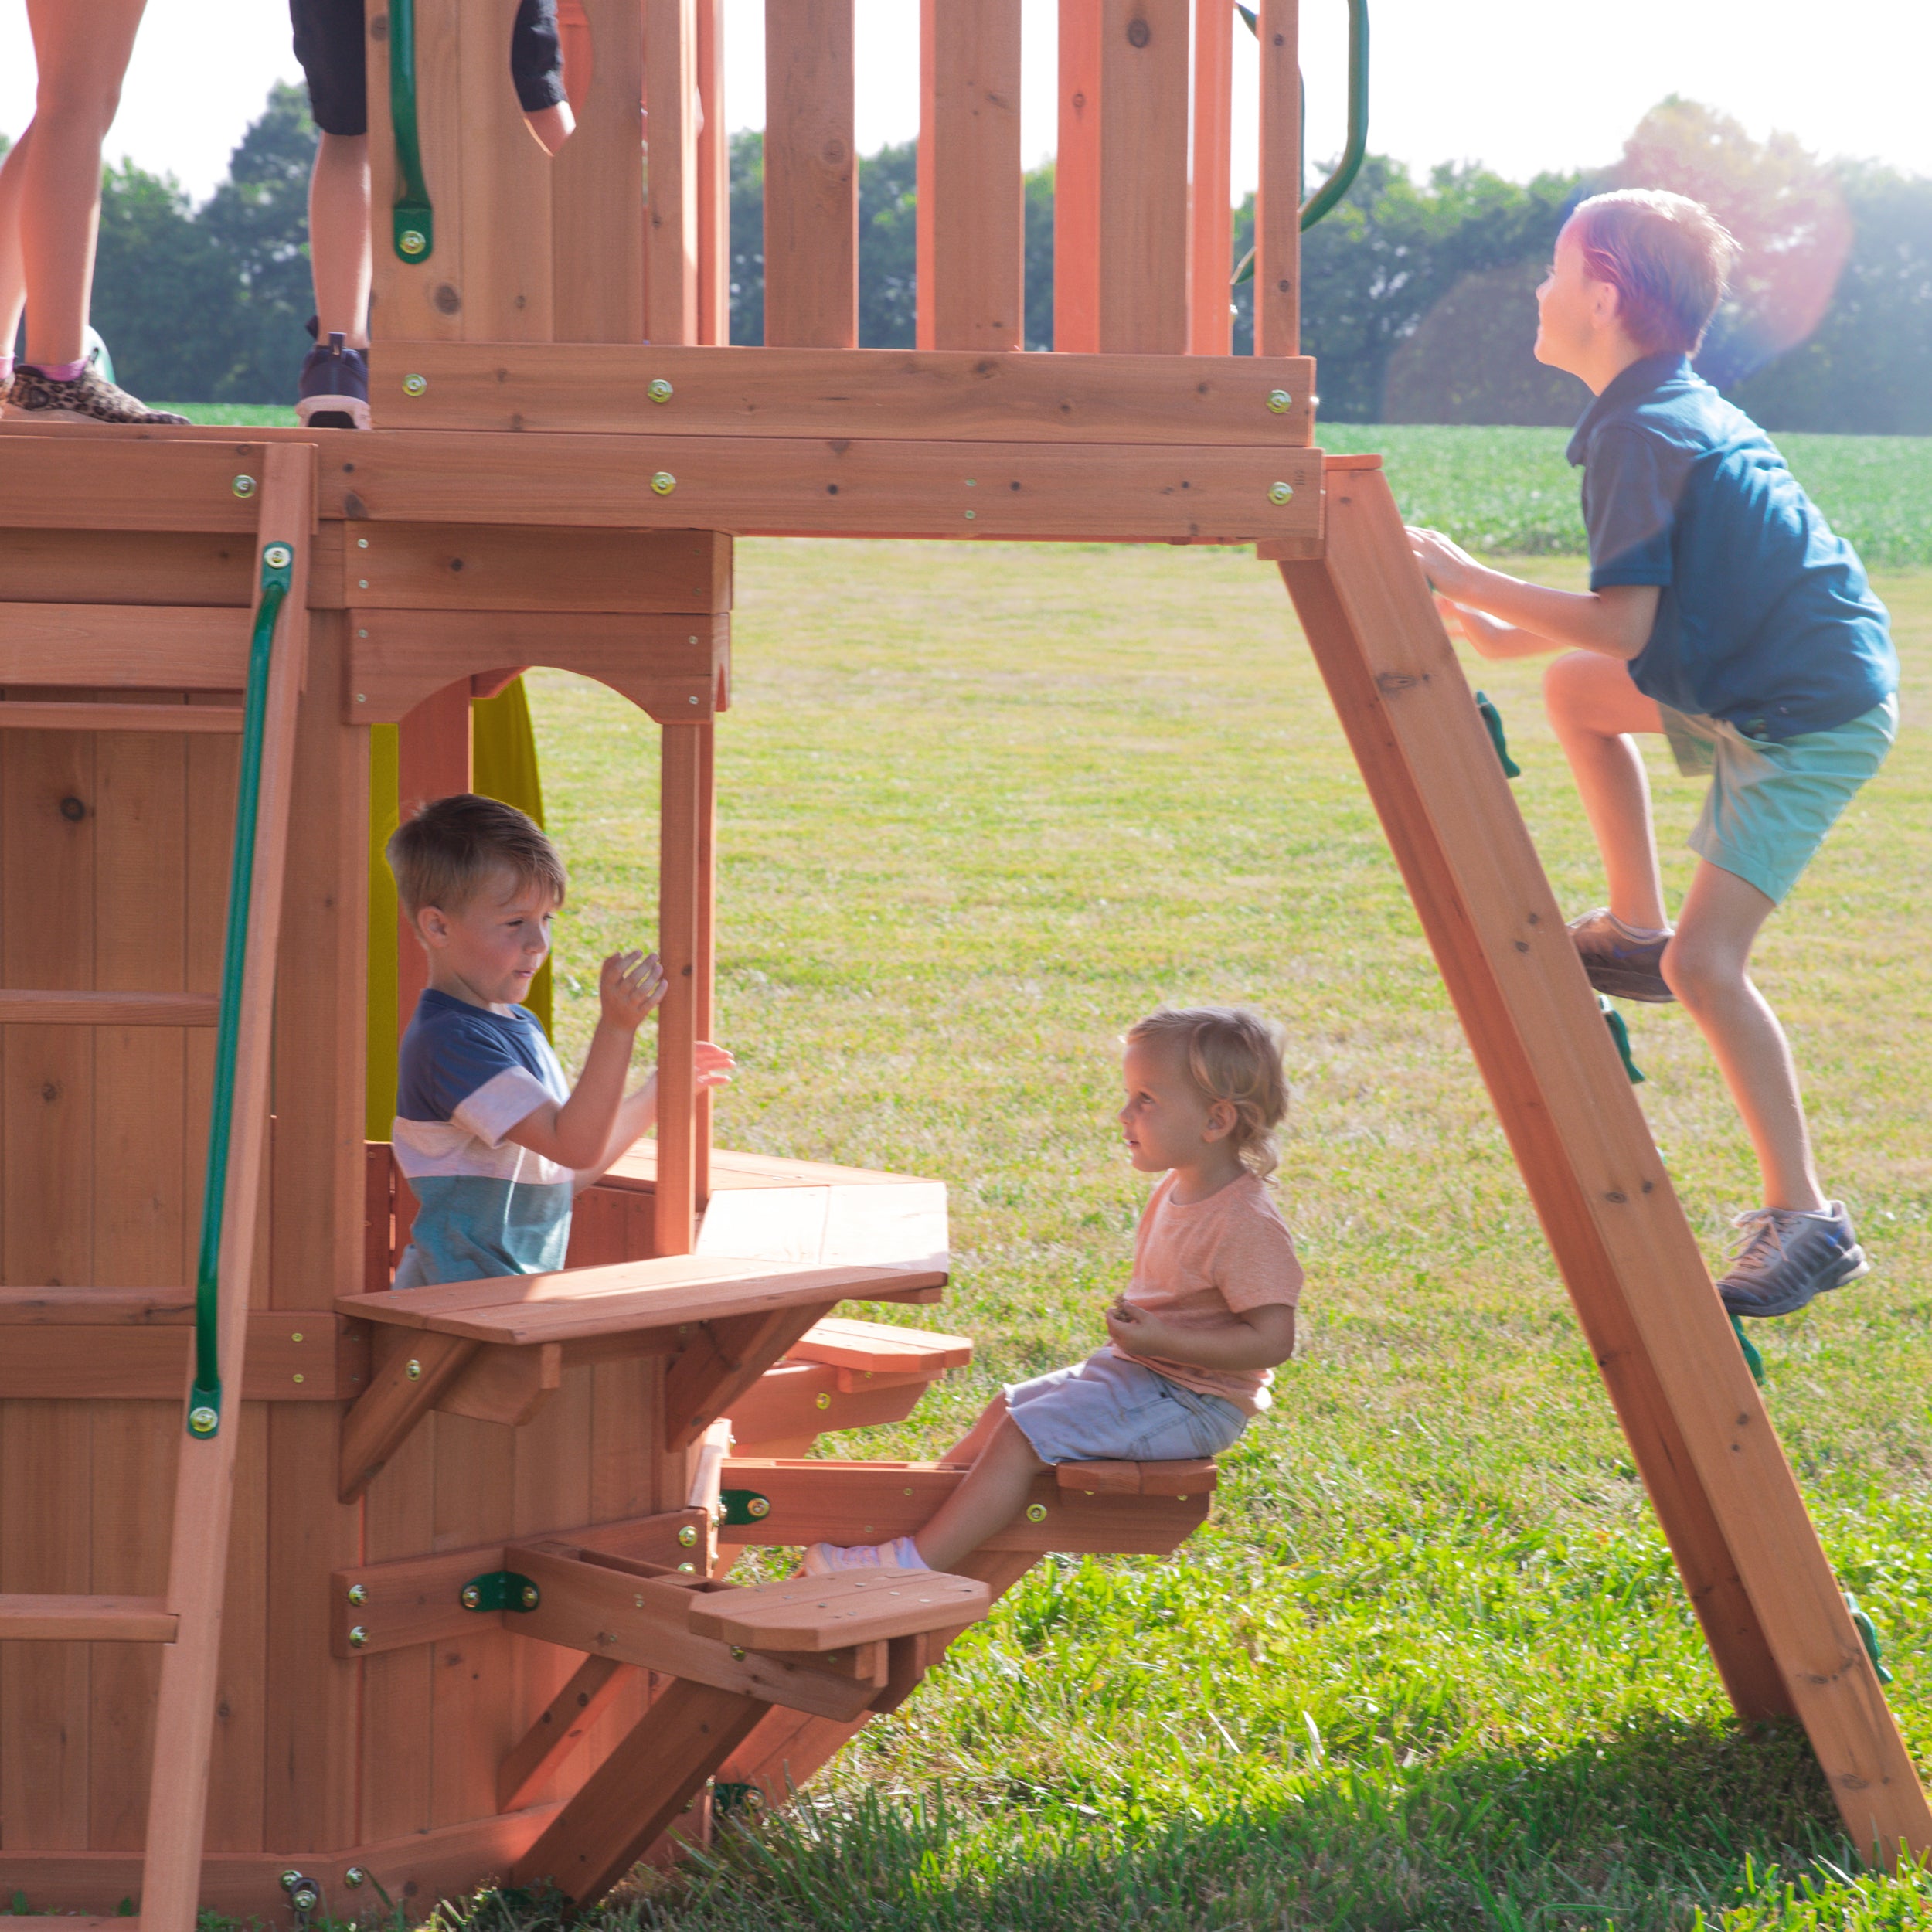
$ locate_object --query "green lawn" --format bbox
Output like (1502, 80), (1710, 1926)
(492, 539), (1932, 1931)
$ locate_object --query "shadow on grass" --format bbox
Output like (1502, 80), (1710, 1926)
(438, 1715), (1931, 1932)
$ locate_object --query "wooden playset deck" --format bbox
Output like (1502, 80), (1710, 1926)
(0, 3), (1925, 1926)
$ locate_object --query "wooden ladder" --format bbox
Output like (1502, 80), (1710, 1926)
(0, 447), (315, 1932)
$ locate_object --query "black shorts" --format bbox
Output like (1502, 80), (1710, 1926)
(291, 0), (566, 138)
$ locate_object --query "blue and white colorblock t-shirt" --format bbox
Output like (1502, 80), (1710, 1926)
(392, 988), (574, 1287)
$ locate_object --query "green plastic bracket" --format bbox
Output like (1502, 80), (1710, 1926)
(187, 540), (291, 1440)
(712, 1782), (762, 1819)
(1728, 1314), (1765, 1388)
(1472, 690), (1521, 780)
(1842, 1591), (1893, 1685)
(1596, 995), (1645, 1087)
(459, 1570), (542, 1614)
(389, 0), (434, 263)
(719, 1489), (772, 1528)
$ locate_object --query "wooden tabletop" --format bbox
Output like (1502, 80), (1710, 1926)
(338, 1253), (948, 1346)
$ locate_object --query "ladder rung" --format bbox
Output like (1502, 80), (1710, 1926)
(0, 699), (243, 733)
(0, 989), (218, 1027)
(0, 1594), (178, 1641)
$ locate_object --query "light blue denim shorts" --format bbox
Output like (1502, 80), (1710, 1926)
(1004, 1348), (1247, 1464)
(1658, 696), (1896, 906)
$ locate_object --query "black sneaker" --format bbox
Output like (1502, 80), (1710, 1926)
(1718, 1201), (1869, 1318)
(1568, 906), (1675, 1003)
(3, 355), (189, 426)
(297, 328), (370, 430)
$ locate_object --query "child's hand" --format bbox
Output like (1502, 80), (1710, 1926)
(1104, 1299), (1154, 1345)
(1407, 525), (1485, 599)
(1432, 591), (1469, 638)
(599, 949), (668, 1032)
(694, 1040), (736, 1091)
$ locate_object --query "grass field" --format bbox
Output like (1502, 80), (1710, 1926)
(453, 539), (1932, 1932)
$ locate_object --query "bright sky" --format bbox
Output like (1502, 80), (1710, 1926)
(0, 0), (1926, 207)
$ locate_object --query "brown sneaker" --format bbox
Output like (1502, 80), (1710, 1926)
(4, 359), (190, 427)
(1568, 906), (1675, 1004)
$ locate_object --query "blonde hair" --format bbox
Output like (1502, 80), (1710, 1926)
(1126, 1006), (1291, 1179)
(386, 793), (567, 917)
(1566, 189), (1739, 355)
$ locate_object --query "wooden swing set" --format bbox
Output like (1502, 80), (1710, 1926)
(0, 3), (1924, 1925)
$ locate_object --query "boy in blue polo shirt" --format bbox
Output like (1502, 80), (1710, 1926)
(1409, 189), (1896, 1320)
(386, 794), (733, 1287)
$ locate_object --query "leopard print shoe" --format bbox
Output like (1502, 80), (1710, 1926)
(3, 360), (190, 426)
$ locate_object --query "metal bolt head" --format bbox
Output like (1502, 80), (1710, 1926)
(291, 1372), (304, 1385)
(519, 1583), (540, 1610)
(281, 1871), (308, 1893)
(290, 1331), (304, 1344)
(1267, 389), (1293, 414)
(399, 228), (428, 257)
(231, 474), (257, 498)
(677, 1561), (696, 1573)
(188, 1406), (219, 1436)
(402, 372), (427, 396)
(1268, 481), (1294, 505)
(405, 1357), (422, 1380)
(347, 1624), (369, 1647)
(264, 543), (293, 569)
(678, 1523), (699, 1546)
(815, 1392), (832, 1410)
(347, 1583), (368, 1607)
(291, 1885), (321, 1913)
(344, 1869), (367, 1889)
(648, 377), (674, 403)
(1025, 1502), (1048, 1523)
(747, 1495), (771, 1519)
(651, 471), (677, 495)
(460, 1584), (481, 1610)
(730, 1645), (747, 1661)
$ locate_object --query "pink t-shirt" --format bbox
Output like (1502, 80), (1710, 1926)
(1111, 1170), (1302, 1415)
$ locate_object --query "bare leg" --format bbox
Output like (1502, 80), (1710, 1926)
(308, 132), (371, 348)
(0, 124), (33, 355)
(913, 1415), (1047, 1574)
(522, 102), (576, 156)
(938, 1393), (1011, 1468)
(1543, 650), (1671, 931)
(15, 0), (153, 367)
(1663, 861), (1825, 1212)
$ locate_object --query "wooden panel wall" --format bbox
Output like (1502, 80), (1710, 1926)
(763, 0), (857, 348)
(645, 0), (700, 346)
(553, 0), (645, 342)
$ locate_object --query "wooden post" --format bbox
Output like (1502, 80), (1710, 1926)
(645, 0), (699, 347)
(762, 0), (856, 348)
(553, 0), (645, 342)
(394, 680), (473, 1041)
(917, 0), (1023, 352)
(1053, 0), (1101, 353)
(458, 0), (555, 342)
(1277, 457), (1932, 1864)
(1097, 0), (1189, 354)
(695, 0), (730, 345)
(1254, 0), (1301, 356)
(1189, 0), (1234, 355)
(693, 717), (716, 1211)
(655, 723), (702, 1256)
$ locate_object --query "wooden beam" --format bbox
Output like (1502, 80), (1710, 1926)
(1254, 0), (1301, 355)
(1189, 0), (1235, 355)
(0, 606), (247, 688)
(510, 1676), (767, 1901)
(1278, 457), (1932, 1864)
(762, 0), (857, 346)
(320, 431), (1325, 545)
(497, 1655), (634, 1811)
(434, 1339), (563, 1426)
(1097, 0), (1190, 354)
(369, 343), (1315, 444)
(337, 1328), (481, 1502)
(662, 1303), (834, 1453)
(0, 1316), (367, 1402)
(918, 0), (1023, 352)
(1053, 0), (1101, 352)
(693, 718), (717, 1207)
(645, 0), (699, 345)
(0, 989), (216, 1026)
(0, 438), (291, 532)
(457, 0), (553, 342)
(0, 701), (242, 733)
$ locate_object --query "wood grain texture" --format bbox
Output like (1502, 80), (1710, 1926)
(498, 1655), (634, 1812)
(368, 0), (467, 345)
(762, 0), (856, 347)
(694, 0), (730, 344)
(0, 529), (256, 607)
(1053, 0), (1101, 352)
(1189, 0), (1235, 354)
(457, 0), (554, 342)
(552, 0), (645, 342)
(644, 0), (699, 345)
(0, 440), (273, 532)
(917, 0), (1023, 352)
(1098, 0), (1189, 354)
(0, 607), (248, 689)
(0, 702), (241, 734)
(655, 721), (702, 1256)
(1279, 463), (1932, 1862)
(1254, 0), (1301, 355)
(0, 990), (215, 1026)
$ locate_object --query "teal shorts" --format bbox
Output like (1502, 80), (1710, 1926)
(1658, 696), (1896, 905)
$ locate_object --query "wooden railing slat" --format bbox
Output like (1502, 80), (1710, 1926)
(763, 0), (857, 348)
(1097, 0), (1190, 354)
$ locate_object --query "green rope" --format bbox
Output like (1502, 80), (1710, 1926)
(389, 0), (434, 263)
(1842, 1592), (1893, 1685)
(187, 541), (291, 1440)
(1473, 691), (1521, 779)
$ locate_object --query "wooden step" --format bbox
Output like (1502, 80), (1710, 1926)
(0, 699), (243, 733)
(1056, 1458), (1219, 1498)
(785, 1315), (972, 1378)
(0, 990), (218, 1027)
(686, 1570), (989, 1651)
(0, 1594), (179, 1641)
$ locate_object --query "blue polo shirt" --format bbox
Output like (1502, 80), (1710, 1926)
(1568, 355), (1894, 740)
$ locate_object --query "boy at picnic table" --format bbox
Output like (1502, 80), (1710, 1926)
(805, 1006), (1301, 1576)
(385, 793), (732, 1288)
(1409, 189), (1896, 1321)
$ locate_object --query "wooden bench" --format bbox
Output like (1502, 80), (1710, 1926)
(730, 1315), (974, 1456)
(334, 1253), (946, 1502)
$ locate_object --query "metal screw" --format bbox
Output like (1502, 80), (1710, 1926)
(648, 378), (674, 403)
(461, 1584), (481, 1610)
(747, 1496), (771, 1519)
(403, 372), (427, 396)
(964, 509), (976, 519)
(290, 1883), (320, 1913)
(291, 1332), (304, 1343)
(358, 536), (369, 548)
(280, 1872), (305, 1893)
(188, 1406), (219, 1436)
(232, 474), (257, 498)
(678, 1523), (699, 1547)
(355, 692), (367, 702)
(1267, 389), (1293, 414)
(405, 1358), (422, 1380)
(815, 1392), (832, 1410)
(347, 1583), (368, 1607)
(1026, 1502), (1048, 1523)
(520, 1583), (540, 1609)
(688, 695), (699, 705)
(347, 1624), (368, 1647)
(1269, 481), (1294, 505)
(399, 229), (428, 257)
(264, 544), (292, 569)
(903, 1487), (913, 1496)
(730, 1645), (746, 1661)
(344, 1869), (368, 1889)
(677, 1561), (695, 1573)
(651, 471), (677, 495)
(292, 1372), (304, 1385)
(688, 634), (699, 644)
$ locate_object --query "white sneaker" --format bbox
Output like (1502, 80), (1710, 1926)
(800, 1536), (926, 1576)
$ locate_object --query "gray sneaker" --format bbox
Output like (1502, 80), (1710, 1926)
(1569, 907), (1675, 1003)
(1718, 1201), (1868, 1318)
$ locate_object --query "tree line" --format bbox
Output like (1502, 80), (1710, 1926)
(8, 85), (1927, 434)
